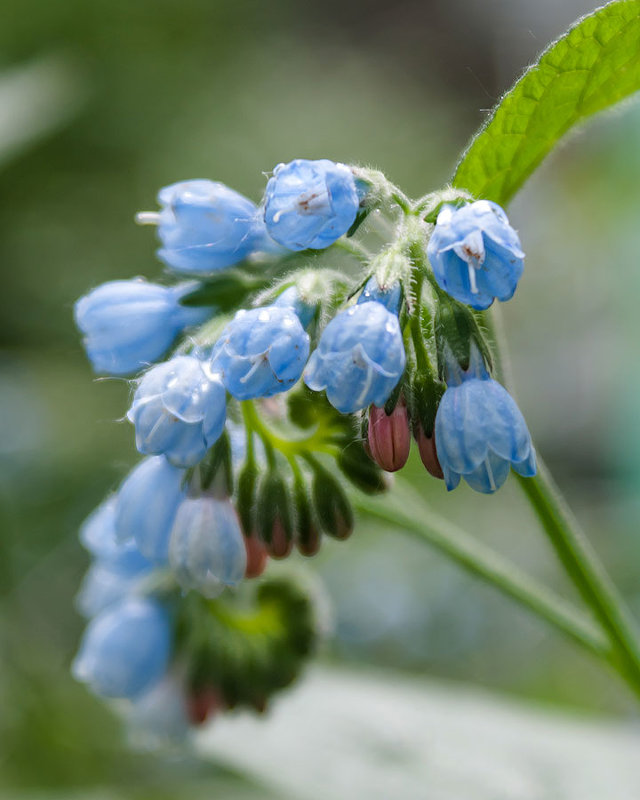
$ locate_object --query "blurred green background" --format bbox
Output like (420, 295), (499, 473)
(2, 0), (640, 796)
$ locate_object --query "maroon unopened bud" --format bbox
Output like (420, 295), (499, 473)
(416, 426), (444, 479)
(244, 534), (269, 578)
(297, 525), (321, 557)
(187, 686), (224, 726)
(267, 518), (293, 559)
(368, 400), (410, 472)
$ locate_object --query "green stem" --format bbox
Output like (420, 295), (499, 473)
(482, 306), (640, 696)
(354, 483), (611, 662)
(241, 400), (339, 459)
(516, 466), (640, 693)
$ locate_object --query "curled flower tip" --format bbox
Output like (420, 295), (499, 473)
(367, 400), (410, 472)
(72, 597), (172, 699)
(304, 301), (405, 414)
(415, 426), (444, 480)
(244, 534), (269, 578)
(169, 497), (247, 597)
(434, 368), (536, 494)
(263, 159), (360, 251)
(128, 355), (227, 468)
(187, 686), (225, 726)
(153, 179), (263, 274)
(427, 200), (524, 310)
(212, 306), (310, 400)
(73, 279), (208, 376)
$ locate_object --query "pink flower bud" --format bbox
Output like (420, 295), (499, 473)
(266, 518), (293, 559)
(415, 427), (444, 479)
(244, 534), (269, 578)
(367, 400), (410, 472)
(187, 686), (224, 726)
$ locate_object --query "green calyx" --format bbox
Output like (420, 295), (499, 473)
(176, 575), (319, 711)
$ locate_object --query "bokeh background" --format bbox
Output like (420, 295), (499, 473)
(2, 0), (640, 796)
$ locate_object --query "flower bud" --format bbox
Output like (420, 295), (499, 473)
(367, 399), (410, 472)
(212, 306), (310, 400)
(236, 459), (259, 537)
(72, 597), (172, 699)
(263, 159), (360, 251)
(256, 472), (293, 559)
(128, 355), (226, 468)
(337, 441), (387, 493)
(304, 301), (405, 414)
(312, 467), (354, 540)
(244, 534), (269, 578)
(169, 497), (247, 596)
(74, 279), (208, 376)
(415, 426), (444, 480)
(150, 180), (262, 274)
(115, 456), (187, 564)
(187, 685), (224, 726)
(427, 200), (524, 310)
(293, 473), (321, 557)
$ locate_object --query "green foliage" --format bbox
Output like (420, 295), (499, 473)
(453, 0), (640, 205)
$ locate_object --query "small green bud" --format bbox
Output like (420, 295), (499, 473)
(434, 295), (492, 379)
(236, 459), (260, 536)
(198, 432), (233, 497)
(408, 371), (445, 438)
(337, 441), (388, 494)
(312, 465), (354, 540)
(256, 470), (294, 558)
(292, 472), (321, 557)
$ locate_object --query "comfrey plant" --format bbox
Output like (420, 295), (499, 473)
(73, 2), (640, 742)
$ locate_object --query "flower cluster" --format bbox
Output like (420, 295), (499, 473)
(73, 158), (536, 739)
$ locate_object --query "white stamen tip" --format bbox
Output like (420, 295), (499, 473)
(135, 211), (161, 226)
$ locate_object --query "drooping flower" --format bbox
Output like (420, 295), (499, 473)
(76, 498), (154, 618)
(168, 496), (247, 597)
(74, 279), (208, 376)
(434, 346), (536, 493)
(128, 355), (226, 468)
(148, 180), (262, 274)
(304, 301), (405, 413)
(115, 456), (188, 563)
(211, 306), (310, 400)
(72, 597), (172, 699)
(263, 159), (360, 250)
(427, 200), (524, 310)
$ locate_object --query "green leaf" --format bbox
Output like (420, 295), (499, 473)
(453, 0), (640, 205)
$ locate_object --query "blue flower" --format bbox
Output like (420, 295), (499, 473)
(115, 456), (188, 564)
(80, 497), (152, 575)
(357, 276), (402, 314)
(211, 306), (310, 399)
(169, 497), (247, 597)
(151, 180), (262, 274)
(77, 498), (154, 618)
(304, 301), (406, 413)
(427, 201), (524, 310)
(74, 279), (208, 376)
(434, 347), (536, 493)
(128, 355), (226, 468)
(263, 159), (359, 251)
(72, 597), (172, 699)
(273, 286), (315, 328)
